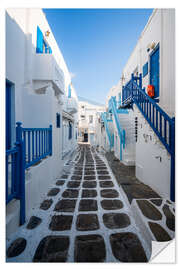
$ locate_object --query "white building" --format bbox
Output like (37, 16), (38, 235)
(97, 9), (175, 201)
(6, 8), (78, 236)
(78, 97), (105, 145)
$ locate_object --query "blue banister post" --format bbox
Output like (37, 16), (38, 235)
(170, 117), (175, 202)
(16, 122), (26, 225)
(49, 124), (52, 156)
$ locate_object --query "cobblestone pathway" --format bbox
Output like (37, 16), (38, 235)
(7, 144), (173, 262)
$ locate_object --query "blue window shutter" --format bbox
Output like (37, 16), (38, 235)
(143, 62), (148, 77)
(49, 47), (52, 54)
(68, 85), (71, 98)
(36, 26), (43, 53)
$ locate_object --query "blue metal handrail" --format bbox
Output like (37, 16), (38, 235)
(101, 112), (114, 149)
(122, 73), (175, 201)
(109, 96), (126, 160)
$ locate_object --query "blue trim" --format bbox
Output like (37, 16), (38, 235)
(68, 85), (71, 98)
(108, 96), (126, 160)
(101, 112), (114, 149)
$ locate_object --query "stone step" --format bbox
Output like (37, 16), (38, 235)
(131, 198), (175, 250)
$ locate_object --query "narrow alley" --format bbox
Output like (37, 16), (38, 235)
(5, 8), (175, 263)
(6, 144), (174, 262)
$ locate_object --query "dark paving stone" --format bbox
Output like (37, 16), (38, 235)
(110, 233), (147, 262)
(33, 236), (69, 262)
(150, 199), (163, 207)
(122, 184), (161, 203)
(49, 215), (73, 231)
(98, 175), (111, 180)
(54, 199), (76, 212)
(62, 189), (79, 198)
(74, 235), (106, 262)
(97, 170), (109, 175)
(101, 189), (119, 198)
(85, 167), (95, 171)
(7, 238), (27, 258)
(99, 181), (114, 188)
(47, 188), (60, 196)
(40, 199), (53, 210)
(84, 171), (95, 176)
(79, 199), (98, 211)
(84, 176), (96, 180)
(162, 204), (175, 231)
(75, 166), (83, 170)
(76, 214), (99, 231)
(96, 166), (107, 170)
(82, 189), (97, 198)
(148, 222), (171, 241)
(56, 180), (65, 186)
(26, 216), (42, 229)
(103, 213), (130, 229)
(67, 181), (81, 188)
(61, 174), (68, 179)
(71, 175), (82, 181)
(73, 170), (83, 175)
(83, 181), (97, 188)
(101, 199), (123, 210)
(137, 200), (162, 221)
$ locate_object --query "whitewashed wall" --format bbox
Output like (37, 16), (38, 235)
(6, 8), (78, 235)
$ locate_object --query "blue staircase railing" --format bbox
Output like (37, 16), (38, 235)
(109, 96), (126, 160)
(122, 73), (175, 201)
(101, 112), (114, 149)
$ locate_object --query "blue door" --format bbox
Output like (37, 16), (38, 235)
(150, 45), (159, 98)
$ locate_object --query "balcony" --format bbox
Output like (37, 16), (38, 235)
(32, 54), (65, 95)
(67, 97), (78, 114)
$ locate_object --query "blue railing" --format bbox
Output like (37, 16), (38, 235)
(20, 124), (52, 168)
(101, 112), (114, 149)
(6, 122), (53, 225)
(6, 128), (25, 225)
(122, 74), (175, 201)
(109, 96), (126, 160)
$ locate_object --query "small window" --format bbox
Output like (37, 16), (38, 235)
(89, 115), (93, 124)
(143, 62), (148, 77)
(36, 26), (52, 54)
(56, 113), (61, 128)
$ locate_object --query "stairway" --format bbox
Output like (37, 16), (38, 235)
(122, 74), (175, 201)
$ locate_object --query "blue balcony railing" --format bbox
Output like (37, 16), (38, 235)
(22, 125), (52, 168)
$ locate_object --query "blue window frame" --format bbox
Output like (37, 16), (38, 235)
(143, 62), (148, 77)
(56, 113), (61, 128)
(36, 26), (52, 54)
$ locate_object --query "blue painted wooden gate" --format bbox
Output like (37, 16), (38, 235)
(150, 45), (160, 98)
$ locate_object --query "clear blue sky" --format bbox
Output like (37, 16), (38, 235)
(43, 9), (153, 104)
